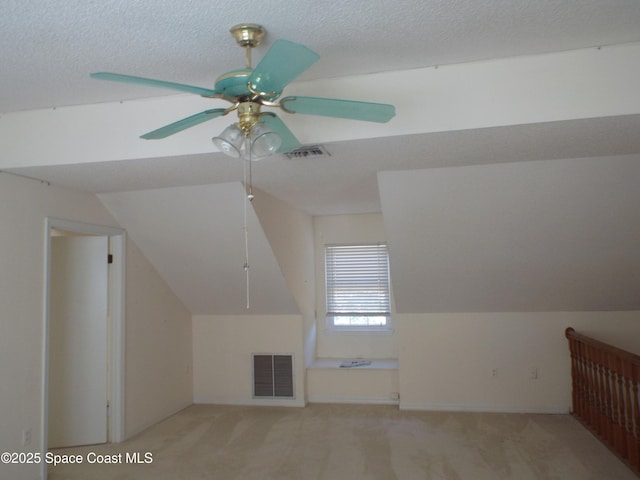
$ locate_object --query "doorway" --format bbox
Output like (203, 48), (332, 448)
(41, 218), (125, 477)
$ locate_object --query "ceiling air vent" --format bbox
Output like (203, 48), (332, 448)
(284, 145), (331, 159)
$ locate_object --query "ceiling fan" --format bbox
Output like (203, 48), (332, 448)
(90, 24), (395, 157)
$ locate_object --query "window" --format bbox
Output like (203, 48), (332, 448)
(325, 243), (391, 329)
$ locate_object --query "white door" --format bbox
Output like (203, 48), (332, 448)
(48, 235), (109, 448)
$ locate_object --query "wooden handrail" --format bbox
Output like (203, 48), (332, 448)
(566, 327), (640, 366)
(565, 327), (640, 477)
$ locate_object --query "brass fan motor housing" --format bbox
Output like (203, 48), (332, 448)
(230, 24), (265, 48)
(237, 101), (262, 132)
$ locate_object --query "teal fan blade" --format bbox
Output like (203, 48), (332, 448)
(261, 114), (301, 153)
(248, 40), (319, 95)
(140, 108), (228, 139)
(90, 72), (219, 97)
(281, 96), (395, 123)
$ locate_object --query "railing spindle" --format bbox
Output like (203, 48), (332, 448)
(619, 355), (629, 459)
(632, 364), (640, 468)
(602, 348), (613, 446)
(609, 351), (623, 453)
(631, 365), (640, 467)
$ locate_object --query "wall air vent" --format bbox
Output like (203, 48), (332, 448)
(252, 354), (294, 398)
(284, 145), (331, 159)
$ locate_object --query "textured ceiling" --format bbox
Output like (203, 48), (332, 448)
(3, 1), (640, 314)
(3, 0), (640, 113)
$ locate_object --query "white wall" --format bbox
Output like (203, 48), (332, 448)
(398, 311), (640, 413)
(124, 240), (192, 437)
(0, 175), (117, 480)
(314, 214), (398, 359)
(0, 173), (192, 480)
(250, 188), (316, 367)
(192, 315), (305, 407)
(307, 363), (399, 405)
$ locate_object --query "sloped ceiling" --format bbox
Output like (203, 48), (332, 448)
(98, 183), (298, 315)
(2, 2), (640, 315)
(7, 114), (640, 216)
(379, 155), (640, 312)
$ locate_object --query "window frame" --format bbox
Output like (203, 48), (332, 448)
(324, 242), (392, 333)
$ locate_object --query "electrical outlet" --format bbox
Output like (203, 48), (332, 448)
(390, 392), (400, 401)
(22, 428), (31, 447)
(491, 368), (498, 378)
(530, 367), (538, 380)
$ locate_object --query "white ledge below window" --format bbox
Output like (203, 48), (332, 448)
(308, 358), (398, 370)
(324, 326), (395, 335)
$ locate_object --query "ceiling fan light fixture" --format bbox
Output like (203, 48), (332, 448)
(250, 122), (281, 159)
(212, 124), (244, 158)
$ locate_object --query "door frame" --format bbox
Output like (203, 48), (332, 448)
(41, 218), (125, 478)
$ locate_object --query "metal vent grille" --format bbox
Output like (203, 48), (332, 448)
(252, 354), (294, 398)
(284, 145), (330, 159)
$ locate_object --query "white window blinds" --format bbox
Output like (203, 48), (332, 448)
(325, 244), (390, 322)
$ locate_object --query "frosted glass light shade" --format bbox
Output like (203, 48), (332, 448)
(250, 123), (281, 158)
(212, 124), (244, 158)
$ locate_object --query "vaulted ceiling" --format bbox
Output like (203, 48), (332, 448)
(2, 1), (640, 314)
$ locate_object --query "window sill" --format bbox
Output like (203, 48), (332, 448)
(324, 326), (395, 335)
(308, 358), (398, 370)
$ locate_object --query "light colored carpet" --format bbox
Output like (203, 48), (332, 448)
(48, 403), (636, 479)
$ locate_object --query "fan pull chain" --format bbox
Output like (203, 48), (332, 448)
(242, 134), (255, 309)
(247, 146), (254, 201)
(242, 136), (251, 309)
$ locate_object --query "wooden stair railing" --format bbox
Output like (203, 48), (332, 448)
(566, 327), (640, 476)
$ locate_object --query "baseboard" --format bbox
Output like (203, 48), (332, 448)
(399, 402), (570, 414)
(308, 395), (400, 406)
(193, 397), (306, 408)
